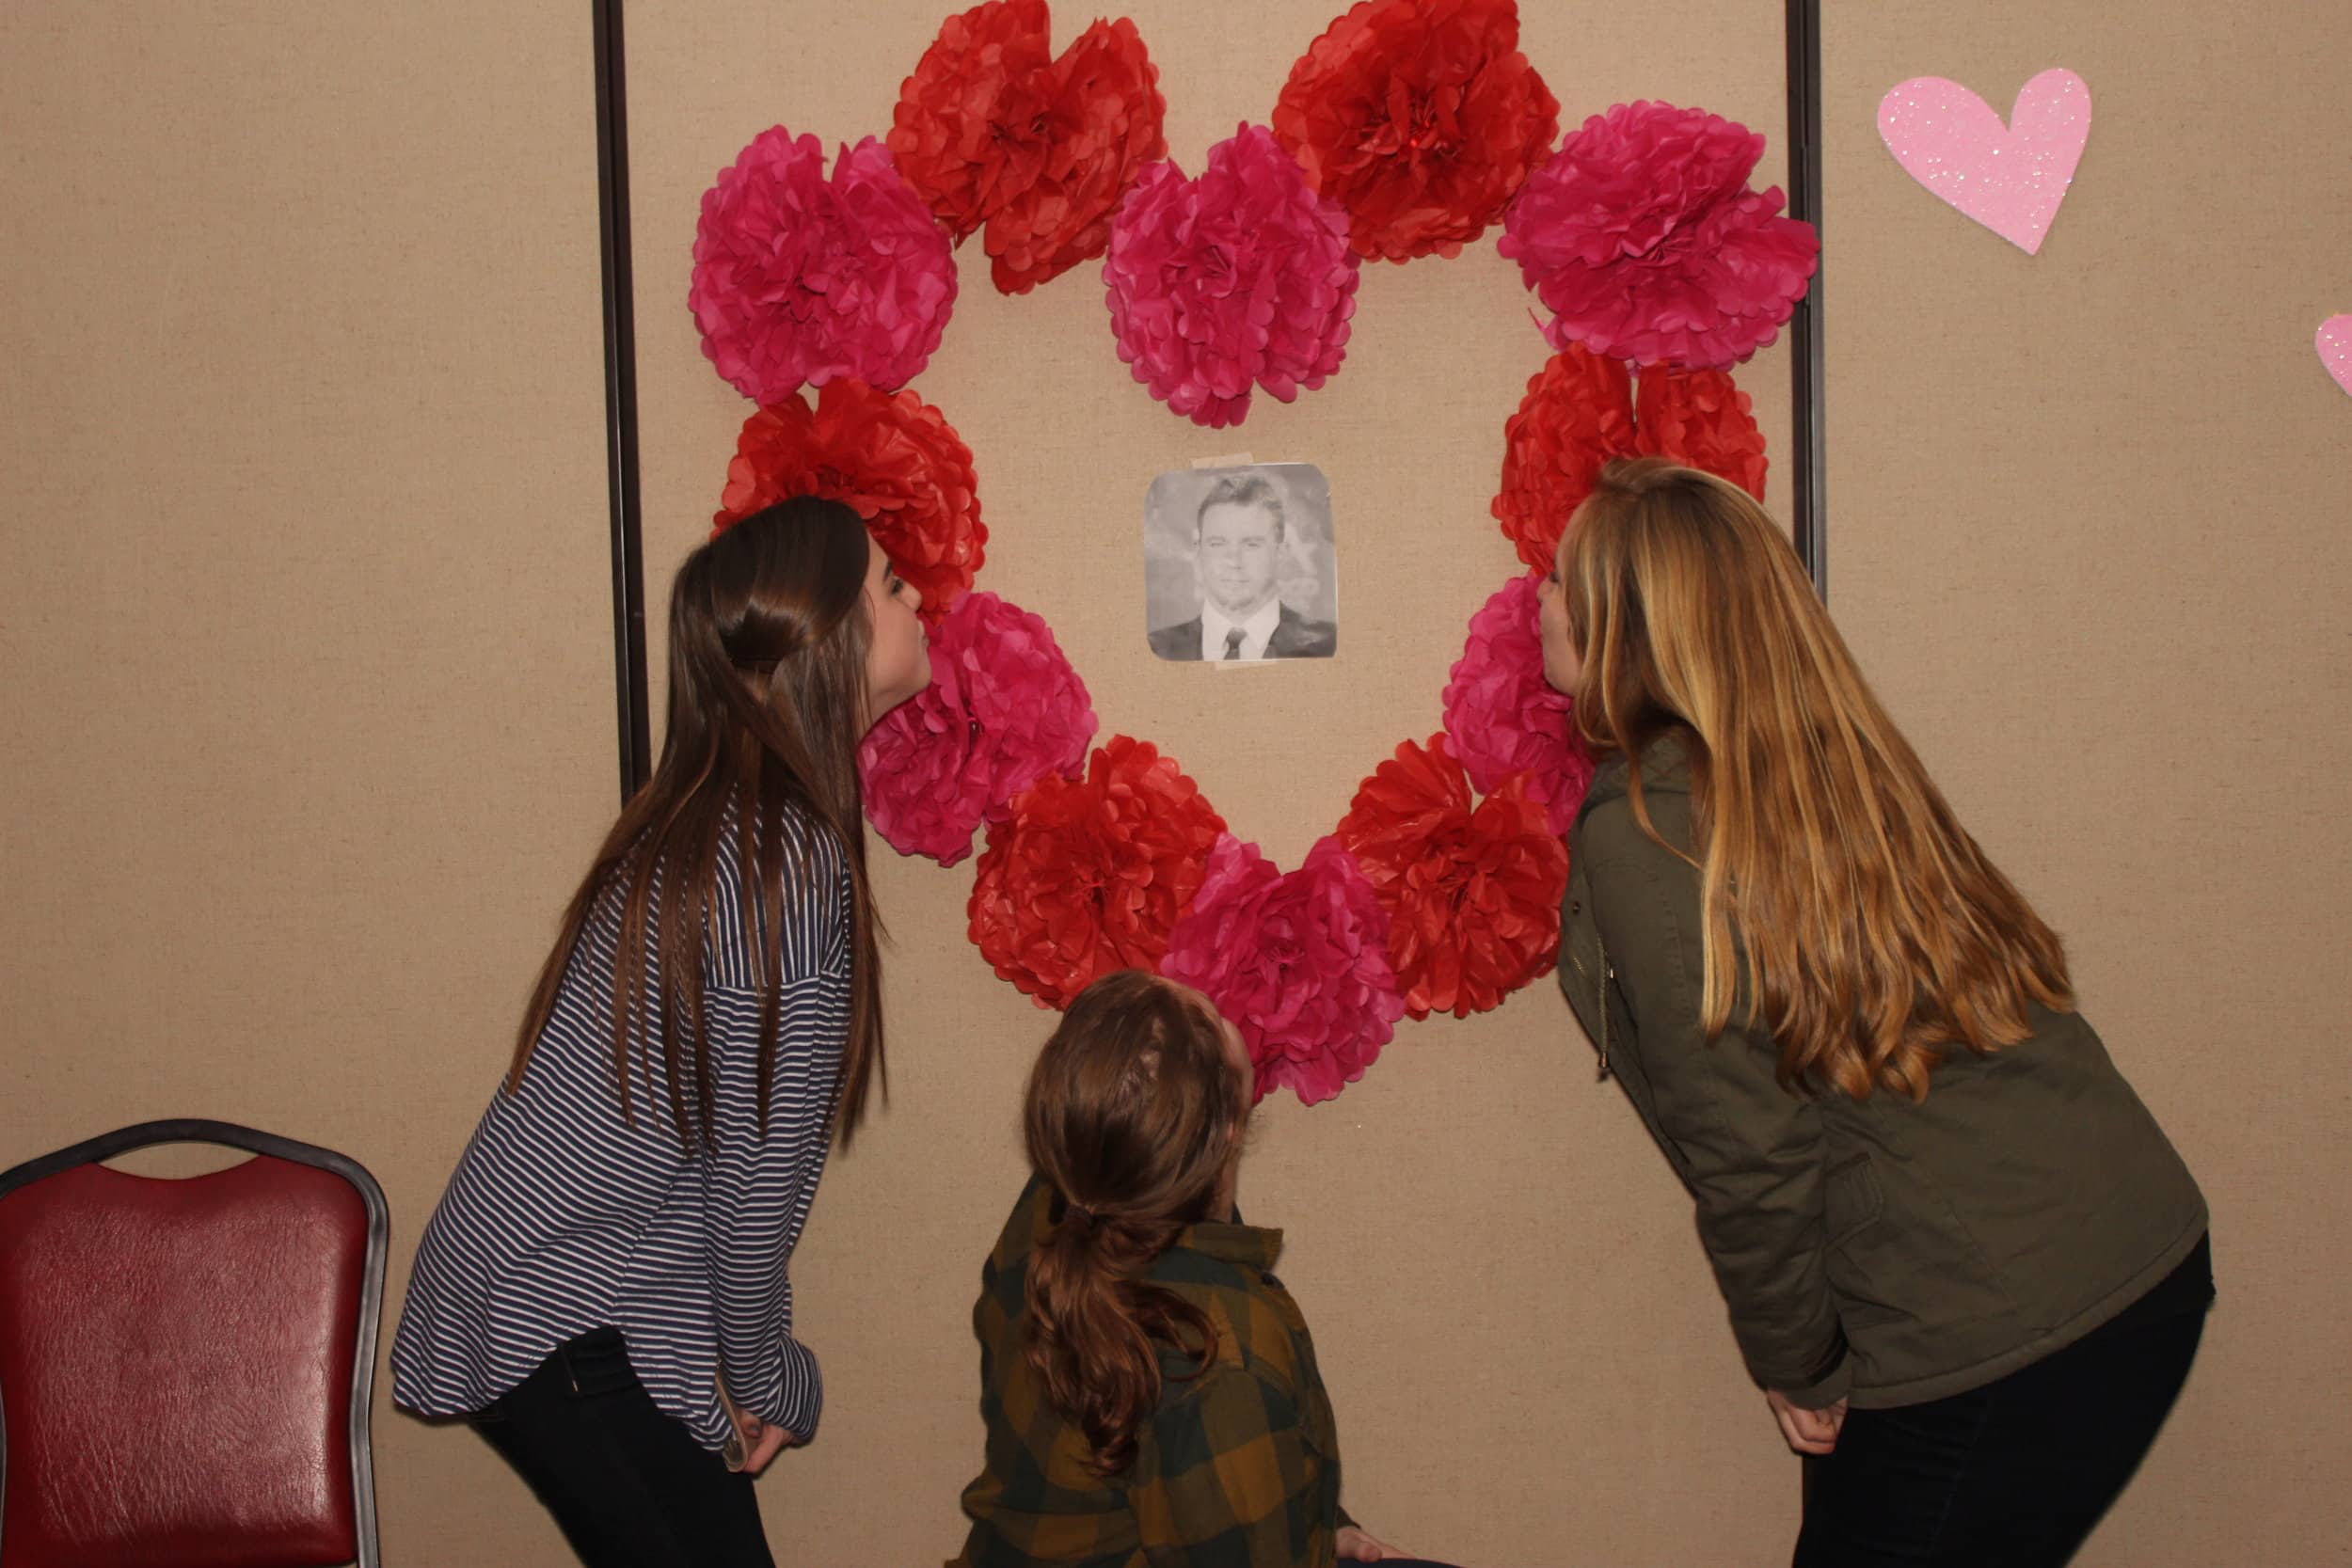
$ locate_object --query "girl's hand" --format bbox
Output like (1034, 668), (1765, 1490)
(1766, 1388), (1848, 1455)
(718, 1372), (795, 1476)
(1337, 1524), (1400, 1561)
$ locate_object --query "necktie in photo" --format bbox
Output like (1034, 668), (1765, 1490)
(1221, 627), (1247, 661)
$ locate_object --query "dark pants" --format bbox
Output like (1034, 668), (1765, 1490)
(1793, 1234), (2213, 1568)
(472, 1327), (775, 1568)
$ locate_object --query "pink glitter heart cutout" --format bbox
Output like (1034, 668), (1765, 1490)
(2318, 317), (2352, 399)
(1878, 69), (2090, 255)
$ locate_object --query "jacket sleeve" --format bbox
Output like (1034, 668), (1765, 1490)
(1581, 803), (1851, 1408)
(1128, 1364), (1339, 1568)
(695, 974), (845, 1446)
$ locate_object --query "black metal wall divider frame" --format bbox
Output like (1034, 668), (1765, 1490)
(596, 0), (652, 801)
(1785, 0), (1828, 600)
(593, 0), (1827, 802)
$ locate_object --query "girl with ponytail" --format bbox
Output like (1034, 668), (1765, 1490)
(1018, 971), (1232, 1479)
(392, 497), (930, 1565)
(954, 971), (1447, 1567)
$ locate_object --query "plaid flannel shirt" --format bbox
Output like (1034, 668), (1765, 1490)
(952, 1176), (1349, 1568)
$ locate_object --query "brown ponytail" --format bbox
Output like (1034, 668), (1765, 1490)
(1020, 971), (1245, 1474)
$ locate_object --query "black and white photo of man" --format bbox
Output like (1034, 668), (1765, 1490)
(1144, 468), (1338, 662)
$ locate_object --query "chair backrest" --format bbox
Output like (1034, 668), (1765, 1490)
(0, 1120), (386, 1568)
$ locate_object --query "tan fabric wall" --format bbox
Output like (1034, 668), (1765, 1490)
(0, 0), (619, 1558)
(4, 2), (2345, 1564)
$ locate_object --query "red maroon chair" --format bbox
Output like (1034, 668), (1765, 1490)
(0, 1119), (386, 1568)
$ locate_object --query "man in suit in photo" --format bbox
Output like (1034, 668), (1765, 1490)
(1148, 473), (1338, 661)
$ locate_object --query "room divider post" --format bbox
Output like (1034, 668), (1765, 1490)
(596, 0), (652, 803)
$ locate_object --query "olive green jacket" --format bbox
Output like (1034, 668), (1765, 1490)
(1557, 736), (2208, 1409)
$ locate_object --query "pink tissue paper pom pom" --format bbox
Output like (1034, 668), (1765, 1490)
(859, 591), (1097, 866)
(1103, 122), (1361, 428)
(1441, 571), (1597, 836)
(1498, 101), (1818, 370)
(691, 126), (959, 404)
(1162, 832), (1405, 1107)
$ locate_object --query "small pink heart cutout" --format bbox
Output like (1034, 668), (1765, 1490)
(1879, 69), (2091, 254)
(2319, 317), (2352, 398)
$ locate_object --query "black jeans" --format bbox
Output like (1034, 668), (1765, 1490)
(1793, 1233), (2213, 1568)
(472, 1327), (775, 1568)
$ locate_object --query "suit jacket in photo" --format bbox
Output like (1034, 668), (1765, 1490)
(1148, 602), (1337, 661)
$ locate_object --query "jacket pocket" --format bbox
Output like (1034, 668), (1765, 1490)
(1821, 1154), (2024, 1359)
(1823, 1152), (1883, 1247)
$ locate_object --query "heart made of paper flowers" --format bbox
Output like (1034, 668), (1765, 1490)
(890, 0), (1167, 295)
(695, 9), (1823, 1105)
(1876, 69), (2090, 255)
(2318, 316), (2352, 399)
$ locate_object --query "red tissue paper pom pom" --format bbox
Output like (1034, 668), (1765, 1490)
(858, 591), (1097, 867)
(1441, 571), (1597, 836)
(690, 126), (958, 403)
(1490, 344), (1767, 571)
(1163, 833), (1406, 1107)
(1491, 345), (1632, 573)
(715, 377), (987, 625)
(890, 0), (1168, 294)
(1273, 0), (1559, 262)
(1631, 357), (1769, 501)
(967, 736), (1228, 1009)
(1335, 733), (1568, 1019)
(1104, 123), (1360, 428)
(1499, 101), (1818, 369)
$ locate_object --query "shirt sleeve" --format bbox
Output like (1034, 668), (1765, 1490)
(1127, 1364), (1339, 1568)
(695, 973), (845, 1445)
(1582, 815), (1851, 1408)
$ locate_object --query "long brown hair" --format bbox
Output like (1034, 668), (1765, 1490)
(506, 496), (887, 1148)
(1559, 456), (2072, 1101)
(1021, 971), (1243, 1474)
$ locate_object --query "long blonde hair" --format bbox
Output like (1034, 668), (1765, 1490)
(1559, 456), (2072, 1101)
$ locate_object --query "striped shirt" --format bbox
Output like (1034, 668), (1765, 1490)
(390, 804), (851, 1452)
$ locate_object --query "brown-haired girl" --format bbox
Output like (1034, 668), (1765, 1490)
(953, 971), (1444, 1568)
(1539, 456), (2211, 1565)
(392, 496), (928, 1565)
